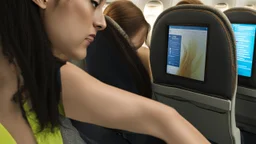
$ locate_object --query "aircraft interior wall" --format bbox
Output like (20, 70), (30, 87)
(105, 0), (256, 11)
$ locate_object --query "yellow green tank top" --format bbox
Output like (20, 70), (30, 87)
(0, 101), (64, 144)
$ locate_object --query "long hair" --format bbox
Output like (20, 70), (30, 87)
(0, 0), (60, 129)
(176, 0), (203, 5)
(104, 17), (152, 98)
(104, 0), (150, 40)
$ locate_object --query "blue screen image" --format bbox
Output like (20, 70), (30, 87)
(232, 24), (256, 77)
(168, 35), (182, 67)
(167, 25), (208, 81)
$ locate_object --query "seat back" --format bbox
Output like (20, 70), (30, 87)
(225, 7), (256, 137)
(150, 5), (240, 144)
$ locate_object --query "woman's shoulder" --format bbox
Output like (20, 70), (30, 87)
(137, 47), (152, 80)
(137, 46), (150, 67)
(137, 46), (149, 57)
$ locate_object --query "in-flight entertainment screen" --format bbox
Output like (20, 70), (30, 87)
(232, 23), (256, 77)
(167, 25), (208, 81)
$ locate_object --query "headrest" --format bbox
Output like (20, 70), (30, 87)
(150, 5), (236, 99)
(225, 7), (256, 21)
(224, 8), (256, 88)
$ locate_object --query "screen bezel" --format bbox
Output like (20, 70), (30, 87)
(232, 23), (256, 78)
(165, 24), (210, 83)
(232, 22), (256, 88)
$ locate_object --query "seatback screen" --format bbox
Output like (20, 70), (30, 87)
(232, 24), (256, 77)
(166, 25), (208, 81)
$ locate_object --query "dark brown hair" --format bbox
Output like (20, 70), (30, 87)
(0, 0), (61, 130)
(177, 0), (203, 5)
(104, 0), (150, 39)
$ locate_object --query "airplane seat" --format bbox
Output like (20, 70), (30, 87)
(71, 16), (165, 144)
(224, 7), (256, 144)
(150, 5), (240, 144)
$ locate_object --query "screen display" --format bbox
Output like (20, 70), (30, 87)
(232, 23), (256, 77)
(167, 25), (208, 81)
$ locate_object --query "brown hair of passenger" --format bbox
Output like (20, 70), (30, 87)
(104, 0), (150, 49)
(176, 0), (203, 5)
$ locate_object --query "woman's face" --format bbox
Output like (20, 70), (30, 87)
(33, 0), (107, 60)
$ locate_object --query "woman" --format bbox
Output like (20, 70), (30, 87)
(104, 0), (152, 77)
(103, 0), (152, 98)
(0, 0), (209, 144)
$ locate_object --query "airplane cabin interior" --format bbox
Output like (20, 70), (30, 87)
(73, 0), (256, 144)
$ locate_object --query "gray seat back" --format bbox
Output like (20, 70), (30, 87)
(150, 5), (240, 144)
(60, 116), (87, 144)
(225, 7), (256, 135)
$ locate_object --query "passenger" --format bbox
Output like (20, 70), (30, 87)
(104, 0), (152, 76)
(176, 0), (204, 5)
(0, 0), (210, 144)
(104, 1), (149, 50)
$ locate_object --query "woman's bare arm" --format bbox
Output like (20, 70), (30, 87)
(61, 62), (209, 144)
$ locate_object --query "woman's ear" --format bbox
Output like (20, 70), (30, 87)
(32, 0), (48, 9)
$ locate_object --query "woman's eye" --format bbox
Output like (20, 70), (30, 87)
(91, 0), (99, 8)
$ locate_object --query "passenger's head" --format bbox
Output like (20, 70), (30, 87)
(176, 0), (203, 5)
(0, 0), (106, 129)
(104, 0), (150, 49)
(36, 0), (107, 60)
